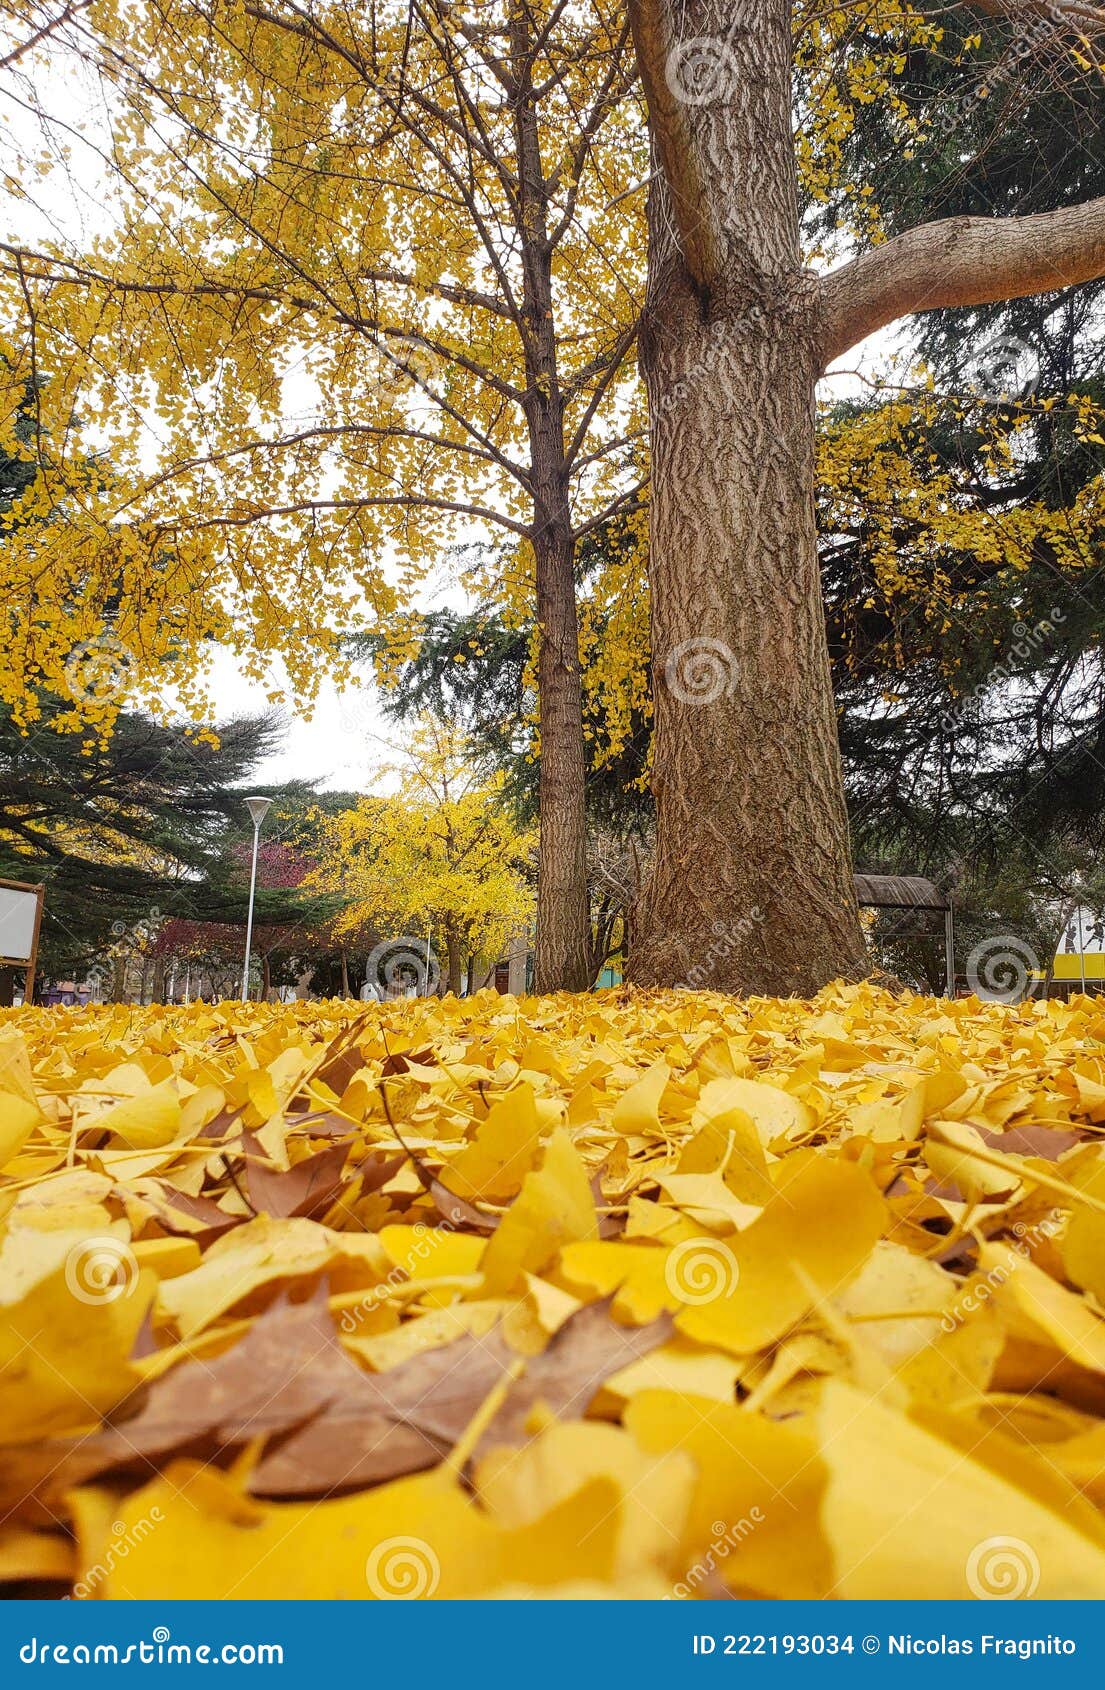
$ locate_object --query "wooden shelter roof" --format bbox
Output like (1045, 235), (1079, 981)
(853, 873), (950, 911)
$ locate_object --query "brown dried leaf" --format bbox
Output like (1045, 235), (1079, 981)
(251, 1297), (673, 1496)
(242, 1132), (351, 1220)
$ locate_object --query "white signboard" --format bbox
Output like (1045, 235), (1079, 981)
(0, 884), (40, 963)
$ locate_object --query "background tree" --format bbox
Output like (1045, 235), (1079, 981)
(153, 841), (350, 1002)
(812, 11), (1105, 900)
(0, 700), (270, 983)
(307, 718), (534, 996)
(361, 515), (651, 981)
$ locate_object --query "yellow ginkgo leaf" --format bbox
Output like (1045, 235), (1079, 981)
(1060, 1148), (1105, 1303)
(817, 1379), (1105, 1598)
(475, 1420), (694, 1579)
(0, 1249), (153, 1442)
(446, 1082), (544, 1200)
(95, 1082), (183, 1150)
(0, 1094), (41, 1169)
(681, 1078), (773, 1199)
(698, 1075), (813, 1146)
(91, 1461), (623, 1599)
(480, 1127), (597, 1294)
(559, 1238), (679, 1322)
(155, 1216), (389, 1338)
(626, 1390), (831, 1598)
(611, 1061), (670, 1134)
(676, 1152), (886, 1355)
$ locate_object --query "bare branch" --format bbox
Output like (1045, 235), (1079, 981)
(968, 0), (1105, 30)
(819, 196), (1105, 368)
(0, 0), (91, 71)
(169, 494), (532, 538)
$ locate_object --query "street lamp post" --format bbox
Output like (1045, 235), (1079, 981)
(240, 795), (272, 1002)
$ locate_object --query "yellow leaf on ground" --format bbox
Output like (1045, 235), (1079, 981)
(446, 1083), (544, 1200)
(626, 1390), (831, 1598)
(481, 1128), (597, 1294)
(817, 1378), (1105, 1598)
(0, 1094), (41, 1169)
(92, 1460), (623, 1599)
(676, 1153), (886, 1355)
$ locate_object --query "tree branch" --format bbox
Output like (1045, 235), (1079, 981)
(170, 494), (532, 538)
(625, 0), (720, 290)
(967, 0), (1105, 29)
(819, 196), (1105, 368)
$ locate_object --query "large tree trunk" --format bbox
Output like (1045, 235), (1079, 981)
(628, 0), (867, 994)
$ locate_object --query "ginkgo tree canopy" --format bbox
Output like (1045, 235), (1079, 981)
(0, 0), (648, 728)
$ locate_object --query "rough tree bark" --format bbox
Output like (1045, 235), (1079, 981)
(627, 0), (867, 993)
(626, 0), (1105, 995)
(512, 12), (594, 995)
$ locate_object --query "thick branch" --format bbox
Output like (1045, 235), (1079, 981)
(625, 0), (720, 289)
(819, 196), (1105, 368)
(968, 0), (1105, 28)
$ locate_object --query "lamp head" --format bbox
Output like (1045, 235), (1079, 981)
(245, 795), (273, 828)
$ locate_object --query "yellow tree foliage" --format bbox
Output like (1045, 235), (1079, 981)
(307, 718), (534, 991)
(0, 1), (648, 729)
(1, 1), (1101, 988)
